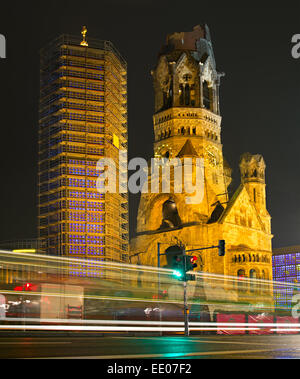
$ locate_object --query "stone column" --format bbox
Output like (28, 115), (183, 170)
(199, 62), (204, 108)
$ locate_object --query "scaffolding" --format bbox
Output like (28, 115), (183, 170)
(38, 33), (128, 276)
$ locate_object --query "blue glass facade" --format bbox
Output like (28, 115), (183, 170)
(272, 247), (300, 309)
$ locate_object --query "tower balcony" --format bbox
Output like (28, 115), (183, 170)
(153, 107), (221, 129)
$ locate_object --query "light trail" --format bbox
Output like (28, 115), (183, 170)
(0, 249), (297, 337)
(2, 250), (298, 291)
(0, 289), (183, 305)
(0, 250), (170, 274)
(0, 324), (259, 332)
(0, 288), (273, 311)
(0, 318), (299, 333)
(2, 317), (300, 328)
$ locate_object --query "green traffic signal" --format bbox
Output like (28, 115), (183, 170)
(172, 254), (184, 280)
(173, 269), (183, 278)
(171, 254), (198, 281)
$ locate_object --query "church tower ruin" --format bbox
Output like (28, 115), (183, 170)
(130, 25), (273, 293)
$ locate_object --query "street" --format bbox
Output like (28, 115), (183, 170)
(0, 334), (300, 359)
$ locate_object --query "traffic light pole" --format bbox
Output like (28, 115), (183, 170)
(157, 241), (225, 338)
(185, 244), (219, 253)
(183, 280), (189, 336)
(157, 243), (162, 336)
(182, 247), (189, 337)
(158, 244), (189, 336)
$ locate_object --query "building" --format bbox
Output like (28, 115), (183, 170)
(272, 245), (300, 309)
(130, 25), (273, 303)
(38, 28), (128, 274)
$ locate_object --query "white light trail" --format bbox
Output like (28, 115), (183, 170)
(0, 318), (299, 333)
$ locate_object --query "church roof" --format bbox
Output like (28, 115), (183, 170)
(216, 184), (267, 231)
(207, 201), (225, 224)
(176, 139), (198, 158)
(217, 184), (244, 223)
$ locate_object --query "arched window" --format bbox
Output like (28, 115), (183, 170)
(190, 84), (195, 106)
(237, 269), (246, 292)
(163, 92), (168, 108)
(179, 78), (194, 107)
(203, 81), (211, 110)
(250, 269), (257, 293)
(179, 84), (184, 105)
(262, 270), (269, 293)
(250, 269), (257, 278)
(184, 84), (190, 106)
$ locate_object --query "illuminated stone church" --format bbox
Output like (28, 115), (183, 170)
(130, 25), (273, 284)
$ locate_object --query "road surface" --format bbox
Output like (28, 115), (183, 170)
(0, 334), (300, 359)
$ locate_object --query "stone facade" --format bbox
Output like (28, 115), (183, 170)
(130, 25), (273, 302)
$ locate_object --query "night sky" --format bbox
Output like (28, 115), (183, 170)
(0, 0), (300, 248)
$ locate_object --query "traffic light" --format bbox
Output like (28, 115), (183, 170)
(185, 255), (198, 271)
(172, 254), (184, 280)
(171, 251), (198, 281)
(185, 255), (197, 281)
(218, 240), (225, 256)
